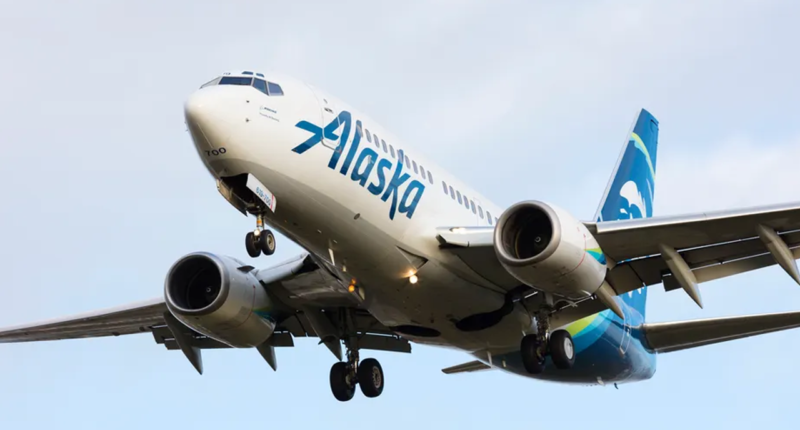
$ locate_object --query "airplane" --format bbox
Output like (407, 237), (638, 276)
(2, 70), (800, 402)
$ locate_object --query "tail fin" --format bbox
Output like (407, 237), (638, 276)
(595, 108), (659, 222)
(595, 109), (660, 317)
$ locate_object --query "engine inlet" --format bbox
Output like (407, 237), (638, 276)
(495, 201), (561, 266)
(166, 254), (226, 313)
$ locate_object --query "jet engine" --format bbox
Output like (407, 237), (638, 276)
(494, 201), (607, 299)
(164, 252), (277, 348)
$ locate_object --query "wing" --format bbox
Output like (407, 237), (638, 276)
(0, 298), (167, 343)
(588, 201), (800, 297)
(0, 253), (409, 371)
(437, 201), (800, 319)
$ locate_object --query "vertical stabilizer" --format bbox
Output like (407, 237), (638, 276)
(595, 109), (659, 222)
(595, 109), (660, 317)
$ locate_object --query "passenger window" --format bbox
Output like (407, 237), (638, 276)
(389, 145), (396, 159)
(456, 191), (463, 204)
(381, 139), (388, 153)
(267, 82), (284, 96)
(419, 165), (426, 178)
(427, 171), (434, 184)
(405, 154), (411, 167)
(478, 206), (484, 218)
(373, 134), (381, 148)
(495, 217), (499, 225)
(365, 129), (372, 143)
(356, 123), (364, 138)
(412, 160), (419, 174)
(463, 195), (470, 209)
(398, 149), (405, 163)
(442, 181), (448, 194)
(253, 78), (268, 95)
(449, 185), (455, 200)
(470, 200), (476, 214)
(219, 76), (253, 86)
(487, 212), (493, 225)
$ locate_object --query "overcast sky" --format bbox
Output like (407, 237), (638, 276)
(1, 0), (799, 428)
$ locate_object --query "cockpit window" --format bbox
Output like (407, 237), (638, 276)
(203, 75), (285, 96)
(267, 82), (284, 96)
(200, 77), (221, 88)
(219, 76), (253, 86)
(253, 78), (268, 95)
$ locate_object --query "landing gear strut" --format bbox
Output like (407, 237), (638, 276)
(521, 307), (575, 374)
(329, 317), (385, 401)
(245, 213), (276, 258)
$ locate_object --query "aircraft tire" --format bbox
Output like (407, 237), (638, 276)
(245, 232), (261, 258)
(549, 330), (575, 370)
(357, 358), (384, 398)
(521, 334), (545, 374)
(259, 229), (276, 256)
(330, 362), (356, 402)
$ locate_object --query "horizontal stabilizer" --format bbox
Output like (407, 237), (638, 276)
(441, 360), (492, 375)
(643, 311), (800, 353)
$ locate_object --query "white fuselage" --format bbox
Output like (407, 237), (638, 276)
(184, 73), (533, 355)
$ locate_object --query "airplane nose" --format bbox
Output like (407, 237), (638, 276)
(184, 87), (235, 151)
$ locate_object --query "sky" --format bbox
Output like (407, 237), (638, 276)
(1, 0), (799, 428)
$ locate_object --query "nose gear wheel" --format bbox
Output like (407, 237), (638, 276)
(244, 213), (276, 258)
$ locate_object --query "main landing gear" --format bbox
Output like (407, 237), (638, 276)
(245, 213), (276, 258)
(329, 334), (385, 401)
(520, 309), (575, 374)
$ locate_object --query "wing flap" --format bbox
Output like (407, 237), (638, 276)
(591, 202), (800, 262)
(595, 203), (800, 296)
(609, 233), (800, 294)
(642, 311), (800, 353)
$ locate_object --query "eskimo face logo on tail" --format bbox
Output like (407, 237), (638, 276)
(619, 180), (646, 219)
(290, 111), (425, 220)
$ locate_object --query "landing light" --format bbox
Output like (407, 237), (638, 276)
(409, 275), (419, 284)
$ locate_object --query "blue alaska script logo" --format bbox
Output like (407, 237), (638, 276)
(291, 111), (425, 220)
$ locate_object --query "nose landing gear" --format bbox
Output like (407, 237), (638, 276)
(245, 213), (276, 258)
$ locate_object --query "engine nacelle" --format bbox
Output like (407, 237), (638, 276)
(164, 252), (276, 348)
(494, 201), (607, 299)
